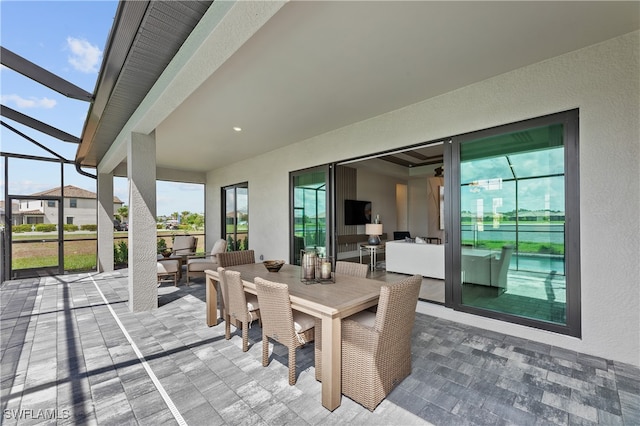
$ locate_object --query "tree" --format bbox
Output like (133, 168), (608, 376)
(117, 205), (129, 223)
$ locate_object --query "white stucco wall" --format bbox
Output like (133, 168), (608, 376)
(206, 32), (640, 366)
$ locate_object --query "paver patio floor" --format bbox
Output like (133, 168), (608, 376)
(1, 270), (638, 425)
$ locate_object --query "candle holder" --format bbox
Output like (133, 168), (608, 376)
(317, 255), (335, 284)
(300, 249), (317, 284)
(300, 250), (334, 284)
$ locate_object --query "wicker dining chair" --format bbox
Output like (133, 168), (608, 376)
(341, 274), (422, 411)
(315, 260), (368, 381)
(218, 267), (260, 352)
(335, 261), (368, 278)
(218, 250), (256, 267)
(254, 277), (315, 385)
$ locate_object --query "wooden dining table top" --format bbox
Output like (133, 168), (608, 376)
(222, 263), (386, 319)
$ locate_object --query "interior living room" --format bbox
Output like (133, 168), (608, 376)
(333, 142), (446, 303)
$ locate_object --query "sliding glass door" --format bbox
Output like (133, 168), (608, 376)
(222, 182), (248, 251)
(450, 110), (580, 336)
(290, 166), (332, 265)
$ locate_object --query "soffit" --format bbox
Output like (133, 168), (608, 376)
(77, 0), (213, 167)
(80, 1), (640, 172)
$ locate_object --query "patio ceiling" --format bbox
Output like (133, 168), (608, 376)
(77, 1), (640, 174)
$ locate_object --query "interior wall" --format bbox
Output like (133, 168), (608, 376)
(427, 177), (445, 242)
(407, 177), (428, 238)
(205, 32), (640, 366)
(396, 184), (408, 232)
(356, 168), (401, 236)
(335, 165), (359, 256)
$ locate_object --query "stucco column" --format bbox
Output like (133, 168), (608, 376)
(97, 172), (115, 272)
(127, 132), (157, 312)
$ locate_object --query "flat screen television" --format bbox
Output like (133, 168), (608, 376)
(344, 199), (372, 225)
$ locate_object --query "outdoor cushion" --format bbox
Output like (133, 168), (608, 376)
(172, 235), (196, 255)
(210, 239), (227, 256)
(293, 311), (315, 333)
(345, 310), (376, 329)
(186, 258), (215, 272)
(157, 260), (179, 274)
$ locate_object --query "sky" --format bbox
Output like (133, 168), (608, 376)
(0, 1), (204, 217)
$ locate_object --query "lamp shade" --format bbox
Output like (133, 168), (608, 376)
(365, 223), (383, 236)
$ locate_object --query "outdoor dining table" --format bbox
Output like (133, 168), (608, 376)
(205, 263), (386, 411)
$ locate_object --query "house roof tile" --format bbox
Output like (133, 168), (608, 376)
(30, 185), (123, 204)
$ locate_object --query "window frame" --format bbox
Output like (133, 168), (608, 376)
(221, 182), (249, 251)
(448, 109), (581, 337)
(289, 165), (333, 265)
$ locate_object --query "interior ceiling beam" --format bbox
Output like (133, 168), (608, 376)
(0, 46), (93, 102)
(404, 150), (430, 161)
(379, 154), (443, 168)
(0, 104), (80, 143)
(379, 155), (414, 167)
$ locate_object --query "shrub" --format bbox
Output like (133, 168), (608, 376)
(63, 224), (79, 232)
(35, 224), (57, 232)
(157, 238), (167, 253)
(81, 224), (97, 231)
(114, 240), (128, 265)
(12, 224), (31, 233)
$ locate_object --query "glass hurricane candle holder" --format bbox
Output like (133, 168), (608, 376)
(300, 249), (317, 284)
(317, 256), (335, 284)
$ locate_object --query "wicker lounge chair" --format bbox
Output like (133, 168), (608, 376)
(186, 239), (227, 283)
(340, 274), (422, 411)
(218, 249), (255, 267)
(218, 267), (260, 352)
(254, 277), (315, 385)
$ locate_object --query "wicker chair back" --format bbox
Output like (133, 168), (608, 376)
(218, 250), (255, 267)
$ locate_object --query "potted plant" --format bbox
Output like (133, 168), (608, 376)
(157, 238), (171, 257)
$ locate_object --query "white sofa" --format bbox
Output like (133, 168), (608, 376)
(385, 240), (444, 279)
(461, 245), (514, 292)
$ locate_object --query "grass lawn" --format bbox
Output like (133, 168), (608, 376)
(11, 230), (205, 271)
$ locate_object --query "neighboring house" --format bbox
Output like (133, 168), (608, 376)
(0, 200), (21, 226)
(15, 185), (123, 227)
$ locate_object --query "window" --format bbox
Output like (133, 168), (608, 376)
(290, 167), (330, 265)
(222, 183), (248, 251)
(69, 198), (77, 208)
(47, 200), (56, 207)
(66, 217), (74, 225)
(451, 110), (580, 336)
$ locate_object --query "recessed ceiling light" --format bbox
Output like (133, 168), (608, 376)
(233, 126), (242, 132)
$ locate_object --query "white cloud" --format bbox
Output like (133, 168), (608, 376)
(66, 37), (101, 73)
(0, 94), (57, 109)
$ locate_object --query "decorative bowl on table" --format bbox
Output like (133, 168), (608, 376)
(161, 249), (172, 258)
(263, 260), (285, 272)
